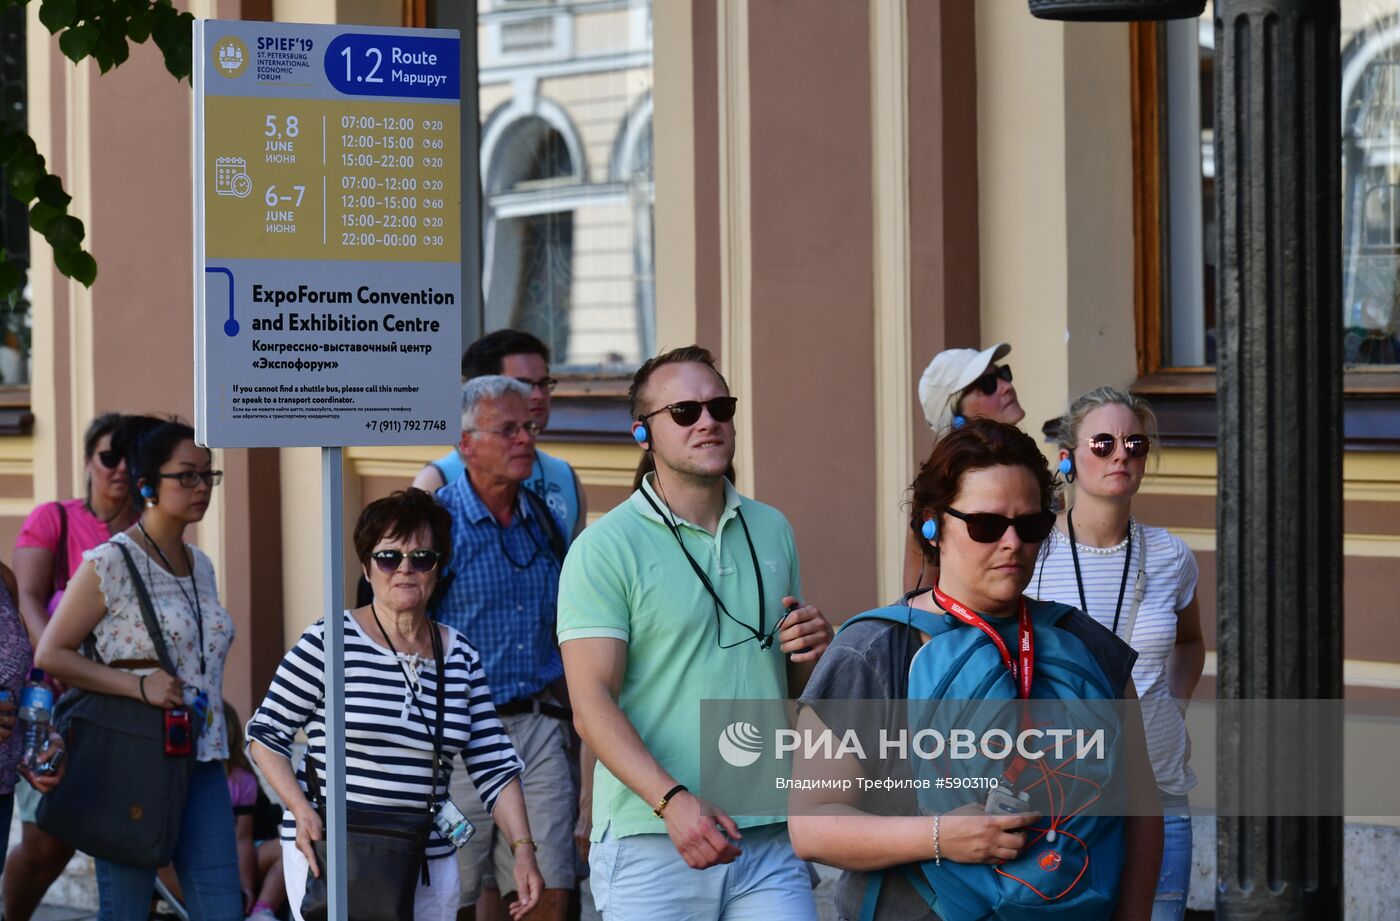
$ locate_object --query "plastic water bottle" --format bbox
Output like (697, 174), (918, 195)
(19, 668), (54, 773)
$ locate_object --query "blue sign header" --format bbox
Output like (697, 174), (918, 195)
(324, 33), (459, 100)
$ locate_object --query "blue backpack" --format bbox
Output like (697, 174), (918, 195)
(841, 599), (1125, 921)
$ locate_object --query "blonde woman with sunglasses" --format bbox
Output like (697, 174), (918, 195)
(1029, 387), (1204, 921)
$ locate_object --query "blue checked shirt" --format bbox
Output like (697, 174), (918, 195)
(434, 476), (564, 706)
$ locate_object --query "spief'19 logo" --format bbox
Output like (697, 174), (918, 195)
(213, 36), (248, 78)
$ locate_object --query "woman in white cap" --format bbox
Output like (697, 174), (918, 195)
(903, 343), (1025, 591)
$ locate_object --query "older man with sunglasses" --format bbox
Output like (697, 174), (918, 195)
(434, 375), (576, 921)
(557, 345), (834, 920)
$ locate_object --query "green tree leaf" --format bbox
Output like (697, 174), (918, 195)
(28, 201), (62, 234)
(39, 0), (79, 33)
(34, 174), (72, 209)
(58, 23), (100, 62)
(54, 249), (97, 287)
(43, 214), (86, 252)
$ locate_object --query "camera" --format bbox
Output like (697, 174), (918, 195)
(433, 799), (475, 849)
(164, 708), (193, 756)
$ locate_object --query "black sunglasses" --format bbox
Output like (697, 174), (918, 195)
(369, 548), (442, 574)
(97, 449), (122, 469)
(1087, 433), (1151, 459)
(966, 364), (1013, 397)
(944, 507), (1055, 544)
(640, 397), (738, 428)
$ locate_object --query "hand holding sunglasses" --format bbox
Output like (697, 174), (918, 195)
(1084, 433), (1151, 458)
(369, 548), (443, 574)
(639, 396), (738, 428)
(943, 507), (1056, 544)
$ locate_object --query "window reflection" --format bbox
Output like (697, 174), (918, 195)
(478, 0), (655, 371)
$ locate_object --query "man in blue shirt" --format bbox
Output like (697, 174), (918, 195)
(414, 329), (586, 541)
(437, 375), (573, 921)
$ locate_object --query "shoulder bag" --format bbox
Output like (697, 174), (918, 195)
(300, 620), (446, 921)
(35, 540), (193, 869)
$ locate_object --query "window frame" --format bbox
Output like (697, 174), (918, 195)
(1130, 21), (1400, 449)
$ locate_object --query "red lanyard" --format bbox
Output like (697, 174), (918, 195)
(932, 585), (1034, 700)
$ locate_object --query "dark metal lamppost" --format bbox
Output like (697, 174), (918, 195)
(1029, 0), (1346, 919)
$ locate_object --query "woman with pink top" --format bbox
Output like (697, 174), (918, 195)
(4, 413), (135, 921)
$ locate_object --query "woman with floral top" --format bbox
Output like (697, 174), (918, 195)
(38, 416), (240, 921)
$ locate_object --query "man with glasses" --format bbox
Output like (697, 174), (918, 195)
(557, 346), (833, 919)
(435, 376), (575, 921)
(414, 329), (587, 541)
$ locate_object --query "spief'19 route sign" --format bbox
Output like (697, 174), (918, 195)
(194, 19), (461, 448)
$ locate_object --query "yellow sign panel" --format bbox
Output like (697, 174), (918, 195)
(203, 97), (460, 263)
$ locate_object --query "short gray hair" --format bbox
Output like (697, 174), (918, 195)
(461, 375), (531, 431)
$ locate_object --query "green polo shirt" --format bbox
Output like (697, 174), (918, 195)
(557, 474), (800, 839)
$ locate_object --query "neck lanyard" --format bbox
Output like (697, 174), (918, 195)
(370, 603), (433, 730)
(135, 522), (206, 677)
(639, 486), (773, 649)
(1066, 508), (1133, 636)
(931, 584), (1033, 700)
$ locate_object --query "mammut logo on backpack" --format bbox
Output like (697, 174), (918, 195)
(1039, 851), (1062, 872)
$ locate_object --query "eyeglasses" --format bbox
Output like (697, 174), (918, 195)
(640, 397), (738, 428)
(154, 470), (224, 488)
(944, 507), (1055, 544)
(470, 420), (541, 440)
(96, 449), (122, 469)
(514, 376), (558, 394)
(1086, 433), (1151, 458)
(369, 548), (442, 574)
(965, 364), (1013, 397)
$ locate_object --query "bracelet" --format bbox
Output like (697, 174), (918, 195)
(652, 784), (687, 818)
(509, 837), (535, 855)
(932, 813), (942, 867)
(138, 674), (150, 705)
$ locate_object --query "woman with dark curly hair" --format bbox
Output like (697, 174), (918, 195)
(248, 488), (542, 921)
(790, 419), (1161, 920)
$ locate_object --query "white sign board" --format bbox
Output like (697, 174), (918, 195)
(194, 19), (462, 448)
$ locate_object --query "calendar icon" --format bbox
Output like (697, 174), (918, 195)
(214, 157), (253, 199)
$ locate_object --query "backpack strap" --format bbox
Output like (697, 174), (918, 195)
(52, 501), (69, 596)
(840, 604), (947, 639)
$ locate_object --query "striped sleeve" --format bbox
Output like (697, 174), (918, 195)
(248, 620), (325, 758)
(457, 638), (524, 814)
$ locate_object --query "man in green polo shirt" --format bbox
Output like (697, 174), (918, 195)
(557, 345), (833, 920)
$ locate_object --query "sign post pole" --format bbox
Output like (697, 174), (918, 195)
(321, 446), (347, 920)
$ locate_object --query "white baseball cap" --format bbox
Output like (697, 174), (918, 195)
(917, 342), (1012, 432)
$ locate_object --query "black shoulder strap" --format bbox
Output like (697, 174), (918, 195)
(519, 486), (565, 564)
(111, 539), (179, 677)
(427, 621), (445, 814)
(52, 502), (69, 595)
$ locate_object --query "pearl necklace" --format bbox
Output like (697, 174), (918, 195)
(1056, 517), (1136, 555)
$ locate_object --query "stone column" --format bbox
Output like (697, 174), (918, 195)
(1213, 1), (1344, 917)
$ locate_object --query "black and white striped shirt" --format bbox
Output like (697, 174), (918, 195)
(247, 611), (524, 857)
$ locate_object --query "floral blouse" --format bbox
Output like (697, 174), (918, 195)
(86, 533), (235, 761)
(0, 580), (30, 795)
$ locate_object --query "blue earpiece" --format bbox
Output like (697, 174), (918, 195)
(140, 485), (156, 499)
(1058, 457), (1075, 482)
(952, 415), (966, 429)
(921, 519), (938, 541)
(632, 425), (648, 445)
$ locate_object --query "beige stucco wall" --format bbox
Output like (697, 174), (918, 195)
(976, 11), (1137, 452)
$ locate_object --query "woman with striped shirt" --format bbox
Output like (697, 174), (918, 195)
(1030, 388), (1204, 921)
(248, 489), (542, 921)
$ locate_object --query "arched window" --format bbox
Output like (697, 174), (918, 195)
(481, 104), (585, 361)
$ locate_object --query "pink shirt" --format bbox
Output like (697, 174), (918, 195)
(16, 499), (115, 615)
(228, 765), (259, 811)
